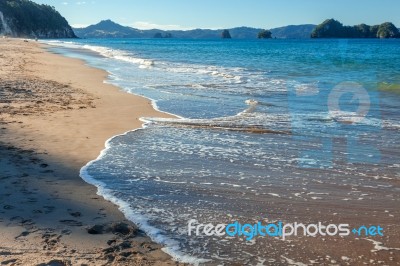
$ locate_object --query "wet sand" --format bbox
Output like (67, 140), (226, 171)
(0, 38), (399, 266)
(0, 38), (180, 265)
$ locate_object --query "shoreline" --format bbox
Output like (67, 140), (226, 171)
(0, 38), (180, 265)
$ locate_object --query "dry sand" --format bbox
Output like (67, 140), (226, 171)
(0, 38), (180, 266)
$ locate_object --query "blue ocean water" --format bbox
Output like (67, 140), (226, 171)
(46, 39), (400, 265)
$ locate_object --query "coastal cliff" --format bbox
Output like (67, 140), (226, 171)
(0, 0), (76, 38)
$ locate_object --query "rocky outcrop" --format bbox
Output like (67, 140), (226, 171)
(0, 0), (76, 38)
(311, 19), (400, 38)
(257, 29), (272, 39)
(221, 29), (232, 39)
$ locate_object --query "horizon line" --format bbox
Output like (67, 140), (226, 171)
(72, 20), (316, 31)
(71, 19), (400, 31)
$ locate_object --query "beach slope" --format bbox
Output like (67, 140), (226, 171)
(0, 38), (178, 266)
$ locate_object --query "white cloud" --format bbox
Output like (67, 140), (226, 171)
(76, 1), (86, 5)
(130, 21), (194, 31)
(62, 2), (68, 5)
(71, 23), (90, 28)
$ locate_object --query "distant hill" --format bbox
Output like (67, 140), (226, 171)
(230, 27), (264, 39)
(73, 20), (316, 39)
(0, 0), (76, 38)
(311, 19), (400, 38)
(270, 24), (316, 39)
(73, 20), (143, 38)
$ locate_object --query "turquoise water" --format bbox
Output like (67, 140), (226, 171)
(46, 39), (400, 265)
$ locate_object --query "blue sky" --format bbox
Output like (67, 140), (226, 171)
(33, 0), (400, 30)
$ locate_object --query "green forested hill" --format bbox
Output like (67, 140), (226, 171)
(0, 0), (76, 38)
(311, 19), (400, 38)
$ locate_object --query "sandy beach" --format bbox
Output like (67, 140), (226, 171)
(0, 38), (179, 265)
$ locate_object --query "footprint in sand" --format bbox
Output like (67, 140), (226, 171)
(39, 163), (48, 168)
(59, 220), (83, 227)
(0, 175), (11, 180)
(42, 232), (62, 251)
(15, 231), (30, 239)
(67, 209), (82, 218)
(36, 259), (71, 266)
(41, 169), (54, 174)
(61, 229), (72, 235)
(1, 258), (18, 265)
(20, 219), (34, 226)
(25, 197), (38, 204)
(10, 216), (24, 222)
(97, 208), (107, 217)
(43, 206), (55, 214)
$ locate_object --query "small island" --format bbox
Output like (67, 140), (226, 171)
(257, 29), (272, 39)
(311, 19), (400, 38)
(221, 29), (232, 39)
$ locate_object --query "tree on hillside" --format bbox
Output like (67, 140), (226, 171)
(353, 24), (370, 38)
(311, 19), (344, 38)
(257, 29), (272, 39)
(377, 22), (400, 38)
(369, 25), (379, 38)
